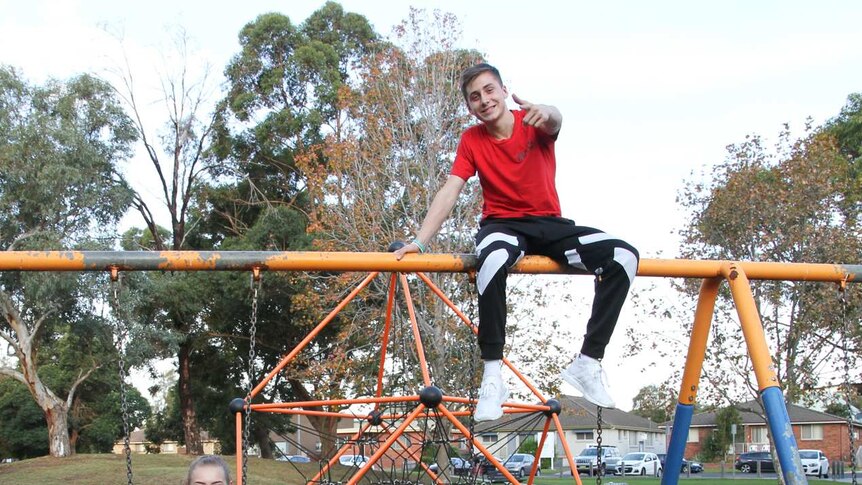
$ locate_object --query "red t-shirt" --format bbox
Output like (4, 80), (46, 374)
(451, 110), (560, 220)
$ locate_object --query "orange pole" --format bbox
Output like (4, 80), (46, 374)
(527, 417), (553, 485)
(436, 405), (524, 485)
(346, 403), (428, 485)
(0, 251), (858, 281)
(399, 273), (432, 386)
(249, 271), (378, 398)
(235, 411), (244, 485)
(721, 263), (780, 390)
(552, 413), (583, 485)
(375, 273), (399, 405)
(306, 419), (378, 485)
(678, 277), (721, 404)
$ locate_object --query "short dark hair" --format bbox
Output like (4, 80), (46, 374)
(187, 455), (231, 484)
(460, 63), (503, 101)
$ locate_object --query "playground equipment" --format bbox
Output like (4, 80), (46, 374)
(0, 251), (859, 485)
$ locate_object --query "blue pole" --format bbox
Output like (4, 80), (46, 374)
(761, 387), (807, 485)
(661, 403), (694, 485)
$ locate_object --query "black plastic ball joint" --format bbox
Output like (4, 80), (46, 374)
(419, 385), (444, 408)
(544, 398), (562, 417)
(367, 410), (384, 426)
(388, 241), (406, 252)
(229, 397), (247, 414)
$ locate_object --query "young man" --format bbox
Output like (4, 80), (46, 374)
(394, 63), (638, 421)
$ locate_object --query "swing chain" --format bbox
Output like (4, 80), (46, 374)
(110, 271), (134, 485)
(595, 407), (603, 485)
(242, 271), (261, 485)
(839, 284), (857, 485)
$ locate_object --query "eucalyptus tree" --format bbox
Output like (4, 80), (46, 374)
(0, 66), (136, 456)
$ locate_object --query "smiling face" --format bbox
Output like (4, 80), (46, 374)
(464, 71), (509, 125)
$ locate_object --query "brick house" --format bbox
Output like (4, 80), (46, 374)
(674, 400), (861, 463)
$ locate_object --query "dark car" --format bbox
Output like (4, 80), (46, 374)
(735, 451), (775, 473)
(657, 453), (703, 473)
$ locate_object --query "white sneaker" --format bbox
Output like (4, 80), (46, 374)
(560, 354), (616, 409)
(474, 375), (509, 422)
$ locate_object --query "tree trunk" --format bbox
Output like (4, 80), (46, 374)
(45, 402), (73, 457)
(178, 341), (203, 454)
(254, 425), (273, 459)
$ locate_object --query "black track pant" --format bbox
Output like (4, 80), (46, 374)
(474, 216), (639, 360)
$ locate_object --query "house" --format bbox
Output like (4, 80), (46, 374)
(112, 429), (220, 455)
(674, 400), (862, 462)
(471, 396), (665, 464)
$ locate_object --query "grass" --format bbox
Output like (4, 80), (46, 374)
(0, 455), (843, 485)
(0, 454), (314, 485)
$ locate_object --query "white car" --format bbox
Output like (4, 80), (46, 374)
(799, 449), (829, 478)
(615, 452), (662, 476)
(339, 454), (370, 468)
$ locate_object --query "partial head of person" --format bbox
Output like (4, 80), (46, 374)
(459, 63), (509, 124)
(186, 455), (232, 485)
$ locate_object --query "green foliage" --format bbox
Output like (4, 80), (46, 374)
(145, 386), (183, 446)
(518, 436), (538, 455)
(0, 379), (48, 458)
(0, 65), (136, 250)
(700, 405), (742, 462)
(631, 384), (677, 423)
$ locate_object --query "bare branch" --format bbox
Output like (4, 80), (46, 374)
(65, 364), (100, 410)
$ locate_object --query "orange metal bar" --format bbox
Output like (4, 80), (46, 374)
(1, 251), (859, 282)
(235, 411), (244, 485)
(527, 417), (552, 485)
(347, 403), (428, 485)
(678, 277), (722, 404)
(552, 413), (583, 485)
(252, 394), (420, 410)
(307, 418), (378, 485)
(721, 263), (780, 390)
(398, 273), (432, 386)
(249, 271), (379, 398)
(436, 405), (524, 485)
(375, 273), (399, 405)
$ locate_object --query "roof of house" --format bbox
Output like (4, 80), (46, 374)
(683, 400), (854, 427)
(475, 395), (660, 433)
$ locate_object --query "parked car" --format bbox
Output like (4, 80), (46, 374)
(799, 449), (829, 478)
(502, 453), (539, 478)
(428, 457), (473, 476)
(615, 452), (662, 476)
(338, 454), (370, 468)
(656, 453), (703, 473)
(479, 454), (540, 482)
(735, 451), (775, 473)
(277, 454), (311, 463)
(574, 445), (622, 476)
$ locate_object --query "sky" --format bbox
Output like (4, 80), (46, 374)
(2, 1), (861, 411)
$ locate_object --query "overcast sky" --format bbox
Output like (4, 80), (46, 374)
(3, 0), (861, 410)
